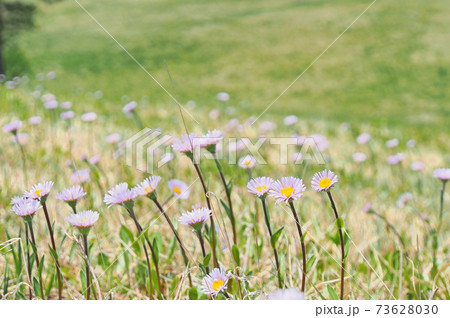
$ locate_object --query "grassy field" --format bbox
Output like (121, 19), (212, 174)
(0, 0), (449, 301)
(5, 0), (450, 134)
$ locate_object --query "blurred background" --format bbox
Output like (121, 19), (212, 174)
(1, 0), (449, 136)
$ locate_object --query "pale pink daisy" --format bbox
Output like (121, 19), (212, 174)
(106, 133), (121, 144)
(178, 207), (212, 231)
(122, 101), (137, 114)
(209, 109), (220, 120)
(24, 181), (54, 201)
(71, 169), (90, 184)
(352, 152), (367, 163)
(363, 203), (373, 213)
(81, 112), (97, 122)
(60, 101), (72, 109)
(14, 133), (29, 145)
(266, 288), (305, 300)
(172, 133), (198, 153)
(411, 161), (425, 171)
(3, 120), (22, 134)
(60, 111), (75, 120)
(356, 133), (371, 145)
(397, 193), (413, 208)
(224, 118), (239, 131)
(66, 210), (99, 231)
(201, 268), (231, 296)
(216, 92), (230, 102)
(387, 153), (404, 165)
(270, 177), (306, 203)
(238, 155), (256, 169)
(433, 168), (450, 181)
(291, 152), (303, 163)
(41, 93), (55, 102)
(89, 155), (101, 165)
(386, 138), (399, 148)
(133, 176), (161, 197)
(259, 121), (276, 133)
(104, 183), (137, 207)
(12, 198), (42, 218)
(56, 185), (86, 204)
(44, 100), (58, 109)
(168, 179), (190, 199)
(191, 203), (203, 210)
(311, 134), (329, 152)
(406, 139), (416, 148)
(247, 177), (274, 198)
(311, 170), (338, 192)
(283, 115), (298, 126)
(10, 196), (28, 205)
(29, 116), (42, 125)
(159, 152), (174, 165)
(199, 129), (223, 150)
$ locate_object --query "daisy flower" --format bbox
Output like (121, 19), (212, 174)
(15, 133), (29, 145)
(201, 268), (231, 296)
(104, 182), (137, 208)
(159, 152), (174, 165)
(3, 120), (22, 134)
(407, 139), (416, 148)
(386, 138), (399, 148)
(433, 168), (450, 181)
(199, 129), (223, 151)
(12, 198), (42, 218)
(247, 177), (274, 198)
(387, 153), (404, 165)
(266, 288), (305, 300)
(81, 112), (97, 122)
(44, 100), (58, 109)
(224, 118), (239, 131)
(238, 155), (256, 169)
(24, 181), (54, 201)
(133, 176), (161, 198)
(10, 196), (27, 205)
(411, 161), (425, 171)
(106, 133), (121, 144)
(60, 111), (75, 120)
(209, 109), (220, 120)
(363, 203), (373, 213)
(216, 92), (230, 102)
(352, 152), (367, 163)
(311, 170), (338, 192)
(269, 177), (306, 203)
(172, 133), (198, 153)
(71, 169), (90, 184)
(356, 133), (371, 144)
(60, 101), (72, 109)
(122, 101), (137, 114)
(179, 207), (212, 231)
(311, 134), (329, 152)
(397, 192), (413, 208)
(283, 115), (298, 126)
(66, 210), (99, 230)
(89, 155), (100, 165)
(29, 116), (42, 125)
(168, 179), (190, 199)
(56, 185), (86, 207)
(259, 121), (276, 133)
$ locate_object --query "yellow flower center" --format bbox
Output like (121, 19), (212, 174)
(319, 178), (331, 189)
(81, 218), (86, 223)
(256, 185), (266, 193)
(144, 186), (153, 194)
(173, 186), (182, 195)
(280, 186), (294, 198)
(34, 190), (41, 197)
(212, 279), (224, 291)
(244, 160), (251, 166)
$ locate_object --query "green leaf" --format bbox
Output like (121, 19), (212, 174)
(153, 238), (160, 265)
(227, 179), (233, 193)
(301, 231), (308, 243)
(232, 245), (240, 266)
(80, 270), (86, 296)
(48, 244), (59, 263)
(32, 277), (40, 298)
(335, 217), (344, 229)
(188, 287), (198, 300)
(327, 285), (339, 300)
(305, 255), (316, 273)
(203, 252), (211, 268)
(38, 255), (45, 278)
(270, 227), (284, 249)
(198, 263), (207, 275)
(119, 225), (134, 243)
(220, 199), (233, 223)
(97, 253), (111, 270)
(45, 272), (55, 299)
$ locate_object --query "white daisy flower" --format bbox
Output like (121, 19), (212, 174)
(56, 185), (86, 204)
(433, 168), (450, 181)
(397, 192), (413, 208)
(172, 133), (198, 153)
(266, 288), (305, 300)
(386, 138), (399, 148)
(216, 92), (230, 102)
(14, 133), (29, 145)
(269, 177), (306, 203)
(410, 161), (425, 171)
(29, 116), (42, 125)
(247, 177), (274, 198)
(133, 176), (161, 197)
(66, 210), (99, 232)
(199, 129), (223, 150)
(60, 111), (75, 120)
(44, 100), (58, 109)
(352, 152), (367, 163)
(81, 112), (97, 122)
(406, 139), (416, 148)
(387, 153), (404, 165)
(311, 134), (329, 152)
(12, 198), (42, 218)
(238, 155), (256, 169)
(311, 170), (338, 192)
(104, 182), (137, 207)
(201, 268), (231, 296)
(259, 121), (276, 133)
(178, 207), (212, 231)
(168, 179), (189, 199)
(283, 115), (298, 126)
(356, 133), (371, 145)
(60, 101), (72, 109)
(106, 133), (121, 144)
(71, 169), (90, 184)
(24, 181), (54, 201)
(122, 101), (137, 114)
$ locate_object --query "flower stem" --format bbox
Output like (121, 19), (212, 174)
(326, 191), (345, 300)
(82, 234), (90, 300)
(196, 231), (210, 273)
(213, 154), (237, 245)
(25, 225), (33, 299)
(288, 201), (307, 292)
(127, 208), (157, 299)
(41, 202), (63, 299)
(432, 180), (447, 276)
(261, 199), (282, 288)
(193, 162), (218, 267)
(27, 221), (45, 299)
(15, 134), (28, 187)
(152, 198), (192, 286)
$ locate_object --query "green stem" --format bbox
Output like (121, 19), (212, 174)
(82, 234), (90, 300)
(27, 221), (45, 299)
(288, 201), (307, 292)
(25, 225), (33, 299)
